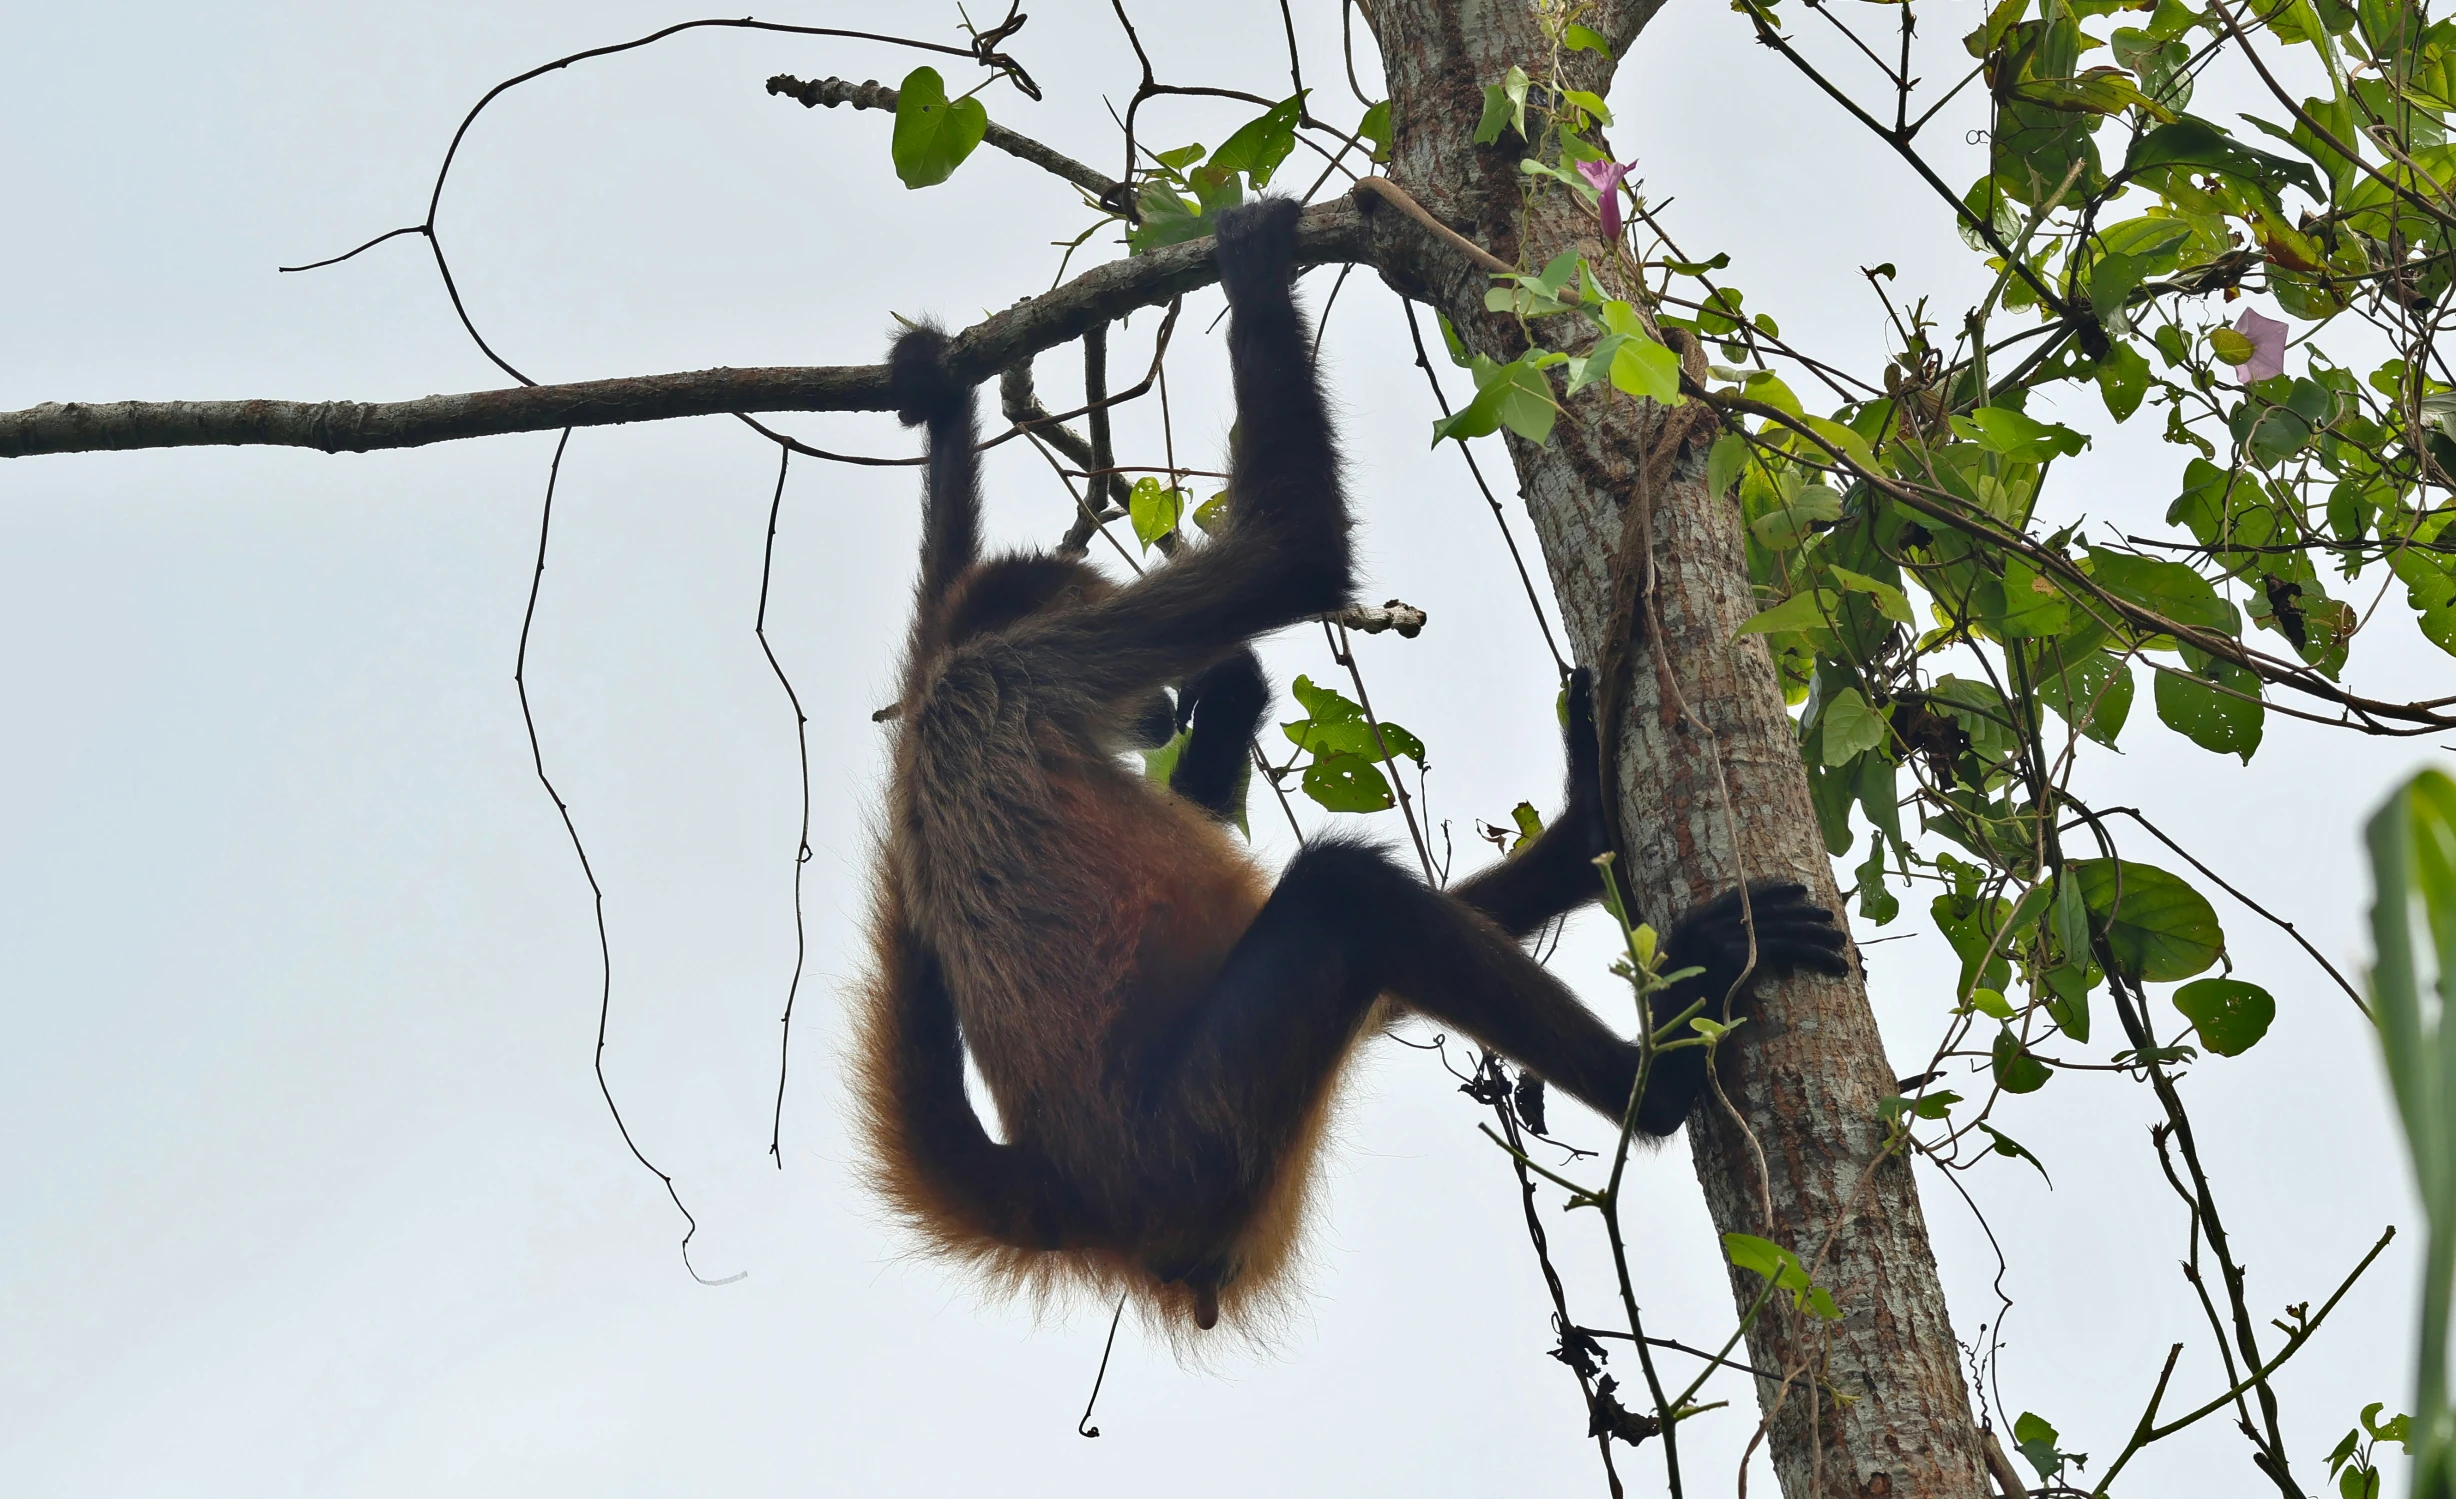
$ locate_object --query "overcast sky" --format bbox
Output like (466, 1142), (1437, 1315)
(0, 3), (2433, 1496)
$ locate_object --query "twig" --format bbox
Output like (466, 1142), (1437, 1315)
(766, 74), (1120, 199)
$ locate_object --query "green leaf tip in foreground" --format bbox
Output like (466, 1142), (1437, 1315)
(890, 67), (988, 189)
(2365, 769), (2456, 1499)
(2068, 858), (2225, 982)
(2172, 977), (2276, 1056)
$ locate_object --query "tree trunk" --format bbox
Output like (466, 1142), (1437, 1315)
(1363, 4), (1990, 1494)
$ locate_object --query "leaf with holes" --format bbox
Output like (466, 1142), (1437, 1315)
(2173, 977), (2276, 1056)
(1300, 751), (1394, 812)
(1128, 476), (1182, 551)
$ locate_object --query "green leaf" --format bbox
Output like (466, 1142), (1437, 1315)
(2125, 115), (2324, 201)
(1191, 490), (1229, 534)
(1977, 1121), (2052, 1183)
(1829, 566), (1915, 625)
(1856, 836), (1901, 925)
(1128, 475), (1182, 550)
(1934, 883), (2015, 1000)
(1950, 406), (2091, 463)
(1968, 987), (2017, 1020)
(2098, 340), (2153, 421)
(2154, 660), (2264, 761)
(1357, 101), (1393, 163)
(1722, 1233), (1841, 1318)
(1431, 355), (1558, 445)
(1140, 725), (1186, 785)
(1211, 92), (1307, 188)
(2000, 555), (2072, 637)
(2014, 1412), (2069, 1481)
(1821, 688), (1888, 764)
(1301, 751), (1395, 811)
(1750, 483), (1844, 551)
(890, 67), (988, 189)
(2053, 873), (2092, 964)
(1474, 65), (1531, 145)
(1152, 142), (1206, 172)
(1507, 800), (1544, 852)
(1563, 21), (1613, 54)
(1281, 674), (1425, 766)
(1736, 588), (1840, 637)
(2069, 858), (2226, 981)
(1607, 331), (1684, 404)
(1126, 169), (1243, 253)
(1707, 432), (1749, 498)
(1993, 1029), (2053, 1093)
(1560, 88), (1613, 126)
(2087, 549), (2241, 636)
(1856, 750), (1902, 847)
(2173, 977), (2276, 1055)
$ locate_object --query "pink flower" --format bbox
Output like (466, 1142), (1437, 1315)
(2235, 307), (2288, 384)
(1576, 158), (1632, 241)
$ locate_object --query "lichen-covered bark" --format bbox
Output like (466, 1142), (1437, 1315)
(1364, 3), (1989, 1494)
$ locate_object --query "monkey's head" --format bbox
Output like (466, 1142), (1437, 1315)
(935, 553), (1111, 650)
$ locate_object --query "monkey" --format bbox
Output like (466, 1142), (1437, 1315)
(853, 196), (1851, 1336)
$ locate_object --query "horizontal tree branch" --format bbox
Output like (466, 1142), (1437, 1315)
(0, 200), (1367, 460)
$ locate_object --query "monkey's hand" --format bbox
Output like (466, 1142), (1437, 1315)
(888, 323), (965, 427)
(1175, 649), (1269, 741)
(1655, 882), (1852, 1028)
(1212, 197), (1302, 302)
(1557, 666), (1611, 864)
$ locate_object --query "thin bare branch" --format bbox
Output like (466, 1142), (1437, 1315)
(766, 74), (1120, 199)
(0, 204), (1362, 459)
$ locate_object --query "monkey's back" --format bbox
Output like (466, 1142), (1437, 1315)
(891, 644), (1273, 1176)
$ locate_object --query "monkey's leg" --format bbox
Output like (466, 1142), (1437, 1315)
(1169, 649), (1267, 821)
(1147, 838), (1646, 1134)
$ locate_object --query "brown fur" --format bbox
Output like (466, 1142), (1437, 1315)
(853, 606), (1364, 1337)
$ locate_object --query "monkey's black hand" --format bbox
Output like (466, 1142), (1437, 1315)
(1213, 197), (1302, 300)
(1558, 666), (1612, 864)
(1660, 882), (1853, 1007)
(888, 323), (965, 427)
(1175, 649), (1270, 740)
(1169, 649), (1268, 821)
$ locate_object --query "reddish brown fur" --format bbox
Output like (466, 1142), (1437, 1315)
(853, 555), (1351, 1337)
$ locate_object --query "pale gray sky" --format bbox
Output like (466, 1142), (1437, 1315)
(0, 3), (2429, 1496)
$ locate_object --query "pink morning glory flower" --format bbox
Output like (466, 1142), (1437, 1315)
(2235, 307), (2288, 384)
(1576, 158), (1632, 241)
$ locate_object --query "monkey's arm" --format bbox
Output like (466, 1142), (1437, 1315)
(1450, 667), (1610, 938)
(1009, 199), (1353, 705)
(888, 326), (984, 611)
(865, 918), (1085, 1249)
